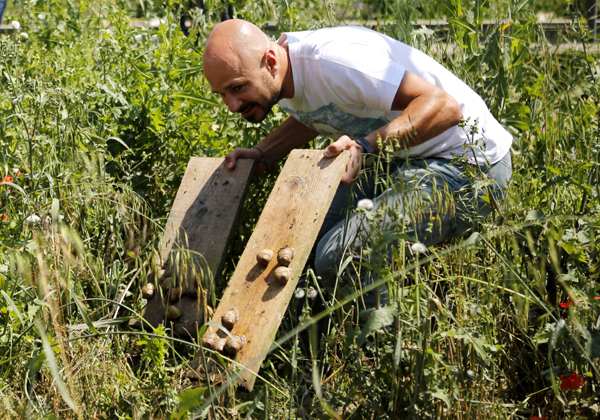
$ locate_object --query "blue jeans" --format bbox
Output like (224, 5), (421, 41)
(314, 151), (512, 307)
(0, 0), (6, 27)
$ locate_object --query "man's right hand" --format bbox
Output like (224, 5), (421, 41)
(225, 147), (269, 175)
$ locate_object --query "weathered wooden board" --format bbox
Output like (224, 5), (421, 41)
(197, 150), (350, 390)
(138, 157), (254, 339)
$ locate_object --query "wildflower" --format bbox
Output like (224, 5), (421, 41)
(530, 417), (548, 420)
(357, 198), (374, 211)
(26, 214), (41, 223)
(559, 301), (573, 308)
(37, 13), (45, 20)
(11, 21), (21, 30)
(595, 296), (600, 300)
(150, 34), (159, 43)
(2, 175), (13, 184)
(11, 168), (19, 174)
(134, 34), (144, 43)
(294, 288), (305, 299)
(1, 215), (7, 221)
(19, 32), (29, 39)
(307, 286), (318, 299)
(410, 242), (427, 254)
(559, 372), (584, 390)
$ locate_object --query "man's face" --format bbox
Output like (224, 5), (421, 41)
(205, 56), (280, 124)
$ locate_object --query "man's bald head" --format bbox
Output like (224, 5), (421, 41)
(204, 19), (271, 73)
(202, 19), (291, 123)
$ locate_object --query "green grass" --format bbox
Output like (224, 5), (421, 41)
(1, 0), (599, 419)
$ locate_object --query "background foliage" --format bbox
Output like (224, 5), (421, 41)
(1, 0), (599, 418)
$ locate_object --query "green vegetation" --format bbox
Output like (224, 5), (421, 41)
(1, 0), (599, 418)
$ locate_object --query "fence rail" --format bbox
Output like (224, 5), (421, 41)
(1, 17), (597, 45)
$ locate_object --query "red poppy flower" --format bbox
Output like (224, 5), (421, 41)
(530, 417), (547, 420)
(559, 372), (584, 390)
(1, 215), (7, 221)
(2, 175), (13, 183)
(595, 296), (600, 300)
(559, 301), (573, 308)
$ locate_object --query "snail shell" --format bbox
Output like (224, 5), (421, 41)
(142, 283), (155, 299)
(167, 305), (181, 320)
(224, 334), (245, 356)
(256, 249), (274, 266)
(168, 287), (182, 303)
(221, 308), (239, 331)
(277, 248), (295, 267)
(201, 332), (220, 350)
(274, 266), (292, 285)
(161, 277), (174, 290)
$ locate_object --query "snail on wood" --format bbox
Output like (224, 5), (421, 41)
(167, 305), (181, 320)
(277, 248), (295, 267)
(142, 283), (155, 299)
(224, 334), (246, 356)
(221, 308), (239, 331)
(256, 249), (274, 266)
(201, 332), (220, 350)
(274, 266), (292, 285)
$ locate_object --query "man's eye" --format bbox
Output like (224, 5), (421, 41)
(233, 85), (244, 92)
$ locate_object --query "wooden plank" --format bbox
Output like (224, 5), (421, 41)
(197, 150), (349, 391)
(138, 157), (254, 339)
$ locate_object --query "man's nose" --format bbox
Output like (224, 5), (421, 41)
(223, 94), (243, 113)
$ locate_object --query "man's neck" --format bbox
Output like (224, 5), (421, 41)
(278, 44), (294, 100)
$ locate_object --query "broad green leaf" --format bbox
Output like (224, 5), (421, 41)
(170, 387), (206, 420)
(431, 388), (451, 408)
(525, 209), (546, 221)
(357, 303), (397, 347)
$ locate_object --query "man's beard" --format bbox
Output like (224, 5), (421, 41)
(239, 89), (280, 123)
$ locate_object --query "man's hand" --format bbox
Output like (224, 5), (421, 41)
(225, 148), (269, 176)
(324, 135), (363, 185)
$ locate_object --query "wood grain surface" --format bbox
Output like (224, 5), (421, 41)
(139, 157), (254, 339)
(200, 149), (350, 390)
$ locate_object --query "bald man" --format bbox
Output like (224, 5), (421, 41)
(203, 20), (512, 307)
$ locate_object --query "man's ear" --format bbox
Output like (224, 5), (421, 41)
(264, 49), (278, 75)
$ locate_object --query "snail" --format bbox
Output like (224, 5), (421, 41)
(184, 287), (198, 298)
(142, 283), (155, 299)
(168, 287), (182, 303)
(161, 277), (175, 290)
(277, 248), (295, 267)
(201, 332), (220, 350)
(167, 305), (181, 320)
(224, 334), (246, 356)
(221, 308), (239, 331)
(274, 266), (292, 285)
(256, 249), (274, 266)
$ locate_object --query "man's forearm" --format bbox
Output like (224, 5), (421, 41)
(363, 90), (462, 153)
(257, 116), (319, 164)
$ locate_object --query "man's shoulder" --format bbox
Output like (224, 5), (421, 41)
(285, 26), (398, 54)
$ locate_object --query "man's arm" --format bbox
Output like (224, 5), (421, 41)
(324, 71), (463, 184)
(225, 116), (319, 173)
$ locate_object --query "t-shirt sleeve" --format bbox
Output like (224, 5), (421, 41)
(319, 44), (406, 111)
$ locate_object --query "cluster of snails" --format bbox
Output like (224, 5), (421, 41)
(201, 307), (246, 356)
(256, 247), (295, 285)
(140, 270), (200, 322)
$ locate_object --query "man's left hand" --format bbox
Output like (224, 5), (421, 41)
(324, 135), (363, 185)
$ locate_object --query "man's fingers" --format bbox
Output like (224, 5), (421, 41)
(324, 136), (352, 158)
(340, 145), (362, 185)
(225, 150), (240, 170)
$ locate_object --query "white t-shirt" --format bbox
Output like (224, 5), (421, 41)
(277, 26), (512, 164)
